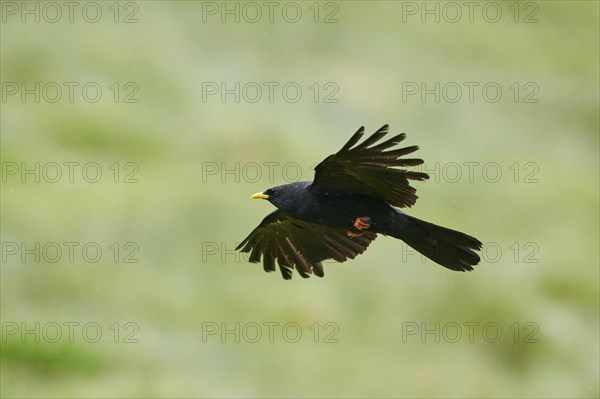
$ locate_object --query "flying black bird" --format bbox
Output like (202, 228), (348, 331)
(236, 124), (482, 279)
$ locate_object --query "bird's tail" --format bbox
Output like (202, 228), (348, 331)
(388, 212), (482, 271)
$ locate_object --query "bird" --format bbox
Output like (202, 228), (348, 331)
(236, 124), (482, 280)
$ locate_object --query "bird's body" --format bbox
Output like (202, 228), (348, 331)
(237, 125), (482, 279)
(265, 181), (397, 233)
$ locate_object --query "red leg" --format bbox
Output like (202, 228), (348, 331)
(347, 230), (365, 237)
(347, 217), (371, 237)
(353, 216), (371, 230)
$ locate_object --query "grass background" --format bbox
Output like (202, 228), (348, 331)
(1, 1), (598, 398)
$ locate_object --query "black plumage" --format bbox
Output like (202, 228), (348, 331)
(236, 124), (482, 279)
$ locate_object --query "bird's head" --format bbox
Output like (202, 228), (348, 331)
(250, 182), (308, 213)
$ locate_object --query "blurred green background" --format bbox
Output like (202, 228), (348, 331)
(1, 1), (598, 397)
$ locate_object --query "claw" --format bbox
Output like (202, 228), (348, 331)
(347, 230), (365, 237)
(353, 216), (371, 230)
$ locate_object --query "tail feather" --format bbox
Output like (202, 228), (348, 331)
(390, 213), (482, 271)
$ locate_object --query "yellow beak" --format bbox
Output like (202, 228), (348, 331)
(250, 192), (269, 200)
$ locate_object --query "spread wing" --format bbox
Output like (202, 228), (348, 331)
(310, 124), (429, 208)
(236, 210), (377, 280)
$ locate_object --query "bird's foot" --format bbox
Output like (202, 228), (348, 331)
(353, 216), (371, 230)
(347, 230), (365, 237)
(347, 217), (371, 237)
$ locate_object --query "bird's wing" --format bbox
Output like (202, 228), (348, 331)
(310, 124), (429, 208)
(236, 210), (377, 280)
